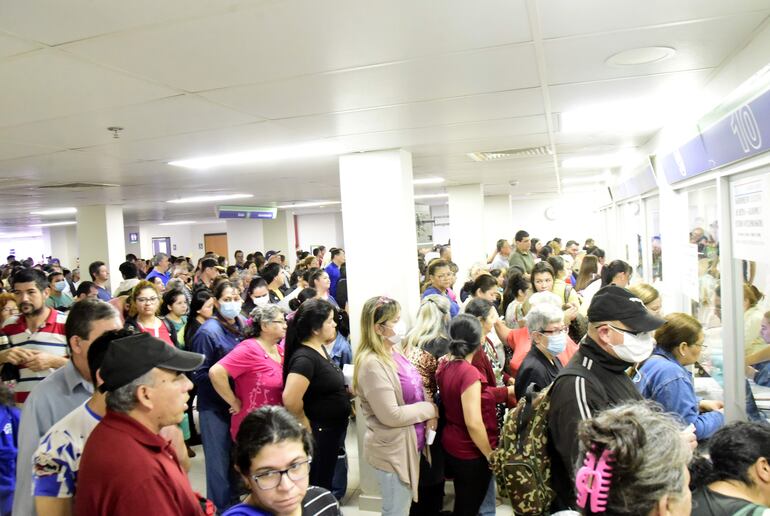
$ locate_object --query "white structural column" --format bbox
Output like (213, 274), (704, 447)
(76, 205), (125, 292)
(43, 225), (78, 268)
(339, 149), (420, 512)
(448, 184), (486, 287)
(261, 210), (297, 271)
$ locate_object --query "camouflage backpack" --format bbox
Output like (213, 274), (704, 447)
(490, 383), (554, 516)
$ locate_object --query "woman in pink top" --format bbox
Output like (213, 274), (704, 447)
(209, 304), (287, 440)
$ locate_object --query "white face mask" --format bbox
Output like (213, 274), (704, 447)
(609, 326), (654, 363)
(253, 294), (269, 307)
(386, 320), (407, 345)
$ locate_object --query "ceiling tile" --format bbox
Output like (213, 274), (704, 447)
(0, 0), (262, 46)
(0, 94), (260, 150)
(545, 13), (764, 84)
(0, 49), (179, 128)
(539, 0), (770, 39)
(0, 31), (42, 59)
(201, 45), (541, 120)
(0, 141), (65, 161)
(60, 0), (531, 91)
(274, 89), (545, 141)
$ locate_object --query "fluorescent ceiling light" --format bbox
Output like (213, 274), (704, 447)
(159, 220), (196, 226)
(168, 141), (343, 170)
(30, 207), (77, 215)
(562, 151), (639, 169)
(167, 194), (253, 204)
(413, 177), (444, 185)
(414, 193), (449, 200)
(277, 201), (341, 209)
(31, 221), (77, 227)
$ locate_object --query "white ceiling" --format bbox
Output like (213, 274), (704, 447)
(0, 0), (768, 228)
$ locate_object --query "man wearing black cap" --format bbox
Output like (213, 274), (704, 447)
(197, 258), (219, 289)
(74, 333), (205, 516)
(547, 285), (666, 511)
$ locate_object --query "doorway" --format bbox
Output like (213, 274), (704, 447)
(152, 237), (171, 255)
(204, 233), (229, 259)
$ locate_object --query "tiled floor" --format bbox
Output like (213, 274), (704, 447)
(188, 420), (514, 515)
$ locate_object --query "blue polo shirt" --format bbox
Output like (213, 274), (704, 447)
(325, 262), (341, 299)
(144, 269), (170, 287)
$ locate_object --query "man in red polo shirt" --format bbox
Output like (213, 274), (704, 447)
(0, 268), (68, 403)
(75, 333), (205, 516)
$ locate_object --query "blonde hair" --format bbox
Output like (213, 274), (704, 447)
(403, 294), (450, 356)
(353, 296), (401, 393)
(628, 283), (660, 307)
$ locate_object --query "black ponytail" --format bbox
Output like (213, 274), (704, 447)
(448, 314), (482, 357)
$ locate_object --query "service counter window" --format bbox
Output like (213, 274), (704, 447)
(620, 201), (644, 280)
(645, 196), (662, 283)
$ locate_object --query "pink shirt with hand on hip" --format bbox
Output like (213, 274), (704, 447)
(217, 339), (284, 440)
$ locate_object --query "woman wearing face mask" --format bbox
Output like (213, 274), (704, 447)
(515, 303), (566, 400)
(242, 277), (270, 317)
(209, 305), (287, 441)
(636, 313), (724, 441)
(282, 299), (349, 492)
(190, 280), (246, 511)
(354, 296), (438, 516)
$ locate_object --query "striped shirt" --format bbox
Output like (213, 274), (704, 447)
(2, 308), (68, 403)
(221, 486), (340, 515)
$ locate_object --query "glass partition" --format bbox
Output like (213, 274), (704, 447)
(645, 196), (662, 284)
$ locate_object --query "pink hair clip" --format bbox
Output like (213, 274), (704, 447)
(575, 447), (614, 512)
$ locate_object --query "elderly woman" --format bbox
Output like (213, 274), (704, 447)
(354, 296), (438, 516)
(209, 305), (286, 441)
(515, 303), (565, 400)
(575, 402), (692, 515)
(637, 313), (724, 441)
(421, 259), (459, 318)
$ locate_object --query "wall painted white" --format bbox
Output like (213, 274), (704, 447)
(509, 196), (605, 251)
(295, 212), (344, 251)
(0, 233), (46, 263)
(483, 195), (513, 252)
(225, 219), (265, 260)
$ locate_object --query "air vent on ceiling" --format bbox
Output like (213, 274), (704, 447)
(467, 146), (553, 162)
(38, 182), (119, 189)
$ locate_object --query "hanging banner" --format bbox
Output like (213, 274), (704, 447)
(731, 173), (770, 263)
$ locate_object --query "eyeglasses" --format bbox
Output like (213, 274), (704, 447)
(250, 458), (312, 490)
(270, 319), (287, 326)
(539, 327), (567, 336)
(136, 297), (159, 304)
(690, 342), (708, 349)
(606, 324), (644, 337)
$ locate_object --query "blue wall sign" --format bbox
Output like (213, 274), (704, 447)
(217, 205), (277, 220)
(128, 232), (139, 243)
(612, 161), (657, 201)
(659, 87), (770, 184)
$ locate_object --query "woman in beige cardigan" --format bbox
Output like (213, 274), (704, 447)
(354, 296), (438, 516)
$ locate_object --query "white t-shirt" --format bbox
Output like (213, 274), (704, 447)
(33, 400), (101, 498)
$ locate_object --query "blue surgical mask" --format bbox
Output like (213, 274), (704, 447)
(219, 301), (241, 319)
(54, 280), (67, 292)
(546, 333), (567, 355)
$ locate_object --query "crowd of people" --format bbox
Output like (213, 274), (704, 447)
(0, 231), (766, 516)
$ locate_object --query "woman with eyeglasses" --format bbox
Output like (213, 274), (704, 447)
(0, 293), (18, 326)
(223, 406), (340, 516)
(190, 280), (246, 511)
(421, 259), (459, 318)
(354, 296), (438, 516)
(636, 312), (724, 441)
(124, 281), (179, 347)
(209, 305), (287, 441)
(515, 303), (565, 400)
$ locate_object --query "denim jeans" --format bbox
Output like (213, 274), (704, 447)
(375, 468), (413, 516)
(478, 476), (496, 515)
(199, 410), (235, 511)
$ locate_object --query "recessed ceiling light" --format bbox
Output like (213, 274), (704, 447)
(413, 177), (445, 185)
(414, 193), (449, 200)
(167, 194), (254, 204)
(168, 141), (343, 170)
(159, 220), (196, 226)
(606, 46), (676, 66)
(31, 221), (77, 227)
(30, 207), (77, 215)
(277, 201), (342, 209)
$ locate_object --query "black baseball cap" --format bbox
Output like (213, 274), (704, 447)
(99, 333), (204, 392)
(265, 250), (281, 260)
(587, 285), (665, 332)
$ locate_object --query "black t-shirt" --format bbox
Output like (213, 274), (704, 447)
(691, 487), (769, 516)
(288, 346), (351, 425)
(515, 345), (562, 400)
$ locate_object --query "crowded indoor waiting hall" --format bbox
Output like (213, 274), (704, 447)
(3, 1), (770, 515)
